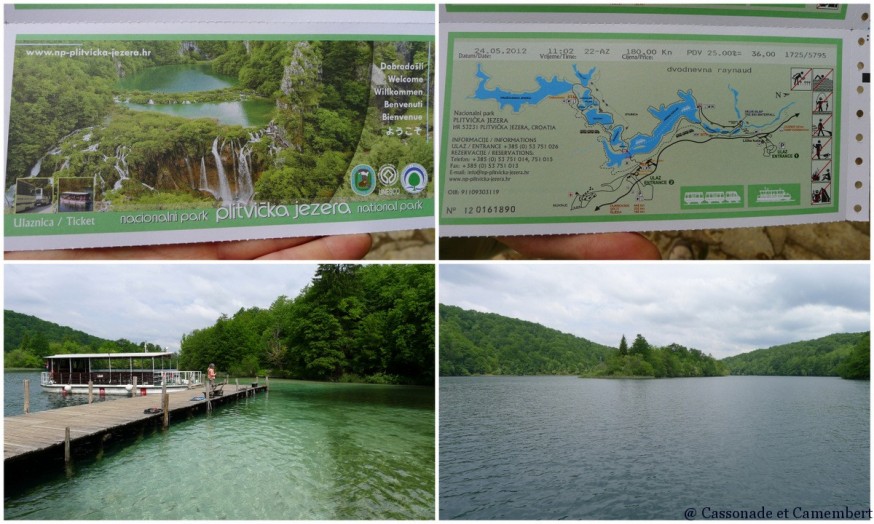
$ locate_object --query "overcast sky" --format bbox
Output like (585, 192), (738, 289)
(440, 263), (870, 359)
(4, 264), (318, 352)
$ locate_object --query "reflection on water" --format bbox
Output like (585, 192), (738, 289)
(5, 370), (122, 416)
(117, 63), (236, 93)
(116, 63), (274, 127)
(123, 99), (274, 127)
(5, 379), (435, 520)
(58, 202), (92, 212)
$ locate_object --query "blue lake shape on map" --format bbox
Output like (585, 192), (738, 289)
(570, 66), (615, 125)
(700, 86), (796, 135)
(609, 126), (626, 149)
(572, 65), (596, 86)
(585, 108), (614, 125)
(473, 64), (575, 112)
(471, 65), (796, 170)
(730, 86), (743, 120)
(600, 89), (702, 167)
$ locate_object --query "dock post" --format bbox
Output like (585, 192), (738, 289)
(88, 381), (93, 404)
(24, 379), (30, 414)
(205, 382), (211, 413)
(132, 375), (138, 395)
(266, 375), (269, 390)
(64, 426), (71, 464)
(64, 426), (74, 477)
(162, 382), (169, 430)
(236, 378), (239, 392)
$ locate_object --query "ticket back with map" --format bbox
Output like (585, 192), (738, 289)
(439, 4), (870, 237)
(4, 5), (434, 251)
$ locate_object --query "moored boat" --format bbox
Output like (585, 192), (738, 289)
(41, 352), (203, 396)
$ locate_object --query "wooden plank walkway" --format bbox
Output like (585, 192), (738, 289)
(5, 382), (267, 466)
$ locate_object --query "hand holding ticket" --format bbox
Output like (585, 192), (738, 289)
(4, 5), (435, 252)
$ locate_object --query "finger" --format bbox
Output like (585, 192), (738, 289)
(497, 233), (661, 260)
(4, 236), (367, 260)
(213, 237), (323, 259)
(5, 243), (217, 260)
(256, 234), (373, 260)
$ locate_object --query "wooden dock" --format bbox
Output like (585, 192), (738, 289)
(5, 381), (267, 478)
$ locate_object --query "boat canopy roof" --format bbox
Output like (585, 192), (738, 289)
(44, 352), (174, 360)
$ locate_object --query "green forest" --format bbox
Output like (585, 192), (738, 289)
(440, 304), (614, 375)
(178, 264), (434, 385)
(440, 305), (726, 377)
(439, 306), (868, 380)
(4, 310), (163, 368)
(7, 38), (433, 211)
(5, 265), (434, 385)
(585, 334), (729, 378)
(722, 332), (870, 379)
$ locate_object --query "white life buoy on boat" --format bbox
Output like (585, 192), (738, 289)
(125, 384), (133, 392)
(63, 385), (72, 392)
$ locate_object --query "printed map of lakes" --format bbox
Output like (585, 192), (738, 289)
(441, 35), (841, 225)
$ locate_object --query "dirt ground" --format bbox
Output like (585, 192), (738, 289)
(642, 222), (870, 260)
(365, 229), (435, 260)
(436, 221), (870, 260)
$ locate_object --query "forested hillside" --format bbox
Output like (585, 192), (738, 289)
(180, 265), (434, 385)
(439, 305), (614, 375)
(5, 310), (108, 351)
(722, 332), (869, 378)
(4, 310), (162, 368)
(836, 332), (870, 379)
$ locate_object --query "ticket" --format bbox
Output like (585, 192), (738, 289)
(4, 5), (434, 251)
(439, 5), (870, 237)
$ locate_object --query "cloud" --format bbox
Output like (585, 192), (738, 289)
(440, 263), (869, 358)
(4, 264), (318, 352)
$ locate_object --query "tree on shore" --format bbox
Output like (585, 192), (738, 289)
(630, 334), (651, 358)
(837, 332), (870, 380)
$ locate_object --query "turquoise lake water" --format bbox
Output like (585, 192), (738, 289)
(117, 63), (273, 127)
(117, 63), (236, 93)
(5, 380), (435, 520)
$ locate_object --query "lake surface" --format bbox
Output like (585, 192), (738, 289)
(122, 99), (273, 127)
(440, 376), (869, 520)
(5, 370), (123, 417)
(117, 63), (273, 127)
(117, 63), (236, 93)
(5, 380), (435, 520)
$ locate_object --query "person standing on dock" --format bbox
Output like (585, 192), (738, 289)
(208, 363), (216, 390)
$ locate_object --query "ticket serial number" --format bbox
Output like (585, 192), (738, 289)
(464, 205), (517, 215)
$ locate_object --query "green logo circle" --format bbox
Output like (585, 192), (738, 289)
(350, 164), (376, 196)
(401, 164), (428, 194)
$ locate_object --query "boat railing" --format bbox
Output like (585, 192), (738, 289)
(161, 370), (203, 387)
(44, 370), (204, 387)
